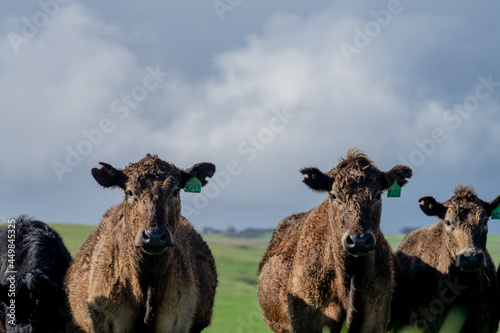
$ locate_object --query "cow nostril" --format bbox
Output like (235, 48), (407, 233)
(159, 231), (167, 243)
(345, 236), (355, 247)
(142, 230), (150, 242)
(364, 236), (373, 247)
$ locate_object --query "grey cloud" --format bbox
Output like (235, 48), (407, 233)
(1, 1), (499, 234)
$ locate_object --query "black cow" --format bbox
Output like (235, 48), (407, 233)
(0, 216), (73, 332)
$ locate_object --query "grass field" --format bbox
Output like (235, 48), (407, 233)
(50, 224), (500, 332)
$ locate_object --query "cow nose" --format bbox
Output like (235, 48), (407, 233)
(142, 228), (168, 246)
(456, 251), (485, 272)
(137, 227), (173, 252)
(343, 232), (376, 256)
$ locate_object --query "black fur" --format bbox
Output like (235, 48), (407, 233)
(0, 216), (73, 332)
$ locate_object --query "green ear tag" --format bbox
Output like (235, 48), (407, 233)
(184, 176), (202, 193)
(492, 204), (500, 220)
(387, 180), (401, 198)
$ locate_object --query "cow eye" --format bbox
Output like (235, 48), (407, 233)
(445, 220), (451, 227)
(330, 193), (337, 202)
(375, 192), (382, 201)
(126, 190), (134, 197)
(173, 189), (180, 198)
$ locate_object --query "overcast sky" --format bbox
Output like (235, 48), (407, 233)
(1, 1), (499, 234)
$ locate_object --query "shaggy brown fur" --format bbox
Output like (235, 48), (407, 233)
(258, 149), (412, 333)
(65, 154), (217, 333)
(391, 185), (500, 332)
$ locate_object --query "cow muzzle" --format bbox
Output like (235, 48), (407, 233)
(135, 227), (173, 254)
(456, 250), (485, 272)
(342, 232), (376, 256)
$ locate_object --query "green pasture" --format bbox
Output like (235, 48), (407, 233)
(50, 224), (500, 332)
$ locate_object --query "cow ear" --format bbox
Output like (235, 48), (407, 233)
(486, 195), (500, 216)
(300, 167), (333, 193)
(419, 196), (447, 219)
(182, 162), (216, 187)
(381, 164), (413, 190)
(91, 162), (128, 190)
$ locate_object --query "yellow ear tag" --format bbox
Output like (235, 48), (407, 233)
(387, 180), (401, 198)
(184, 176), (202, 193)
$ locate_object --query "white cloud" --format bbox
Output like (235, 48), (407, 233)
(0, 4), (139, 179)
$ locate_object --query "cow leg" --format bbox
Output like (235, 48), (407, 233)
(287, 293), (325, 333)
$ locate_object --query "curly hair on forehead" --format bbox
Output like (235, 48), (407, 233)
(329, 149), (381, 189)
(444, 184), (486, 213)
(452, 184), (477, 199)
(123, 154), (182, 182)
(336, 148), (374, 170)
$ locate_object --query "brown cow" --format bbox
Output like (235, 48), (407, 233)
(391, 185), (500, 332)
(258, 149), (412, 332)
(65, 154), (217, 332)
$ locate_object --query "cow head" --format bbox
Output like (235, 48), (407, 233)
(301, 149), (412, 256)
(419, 185), (500, 273)
(92, 154), (215, 255)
